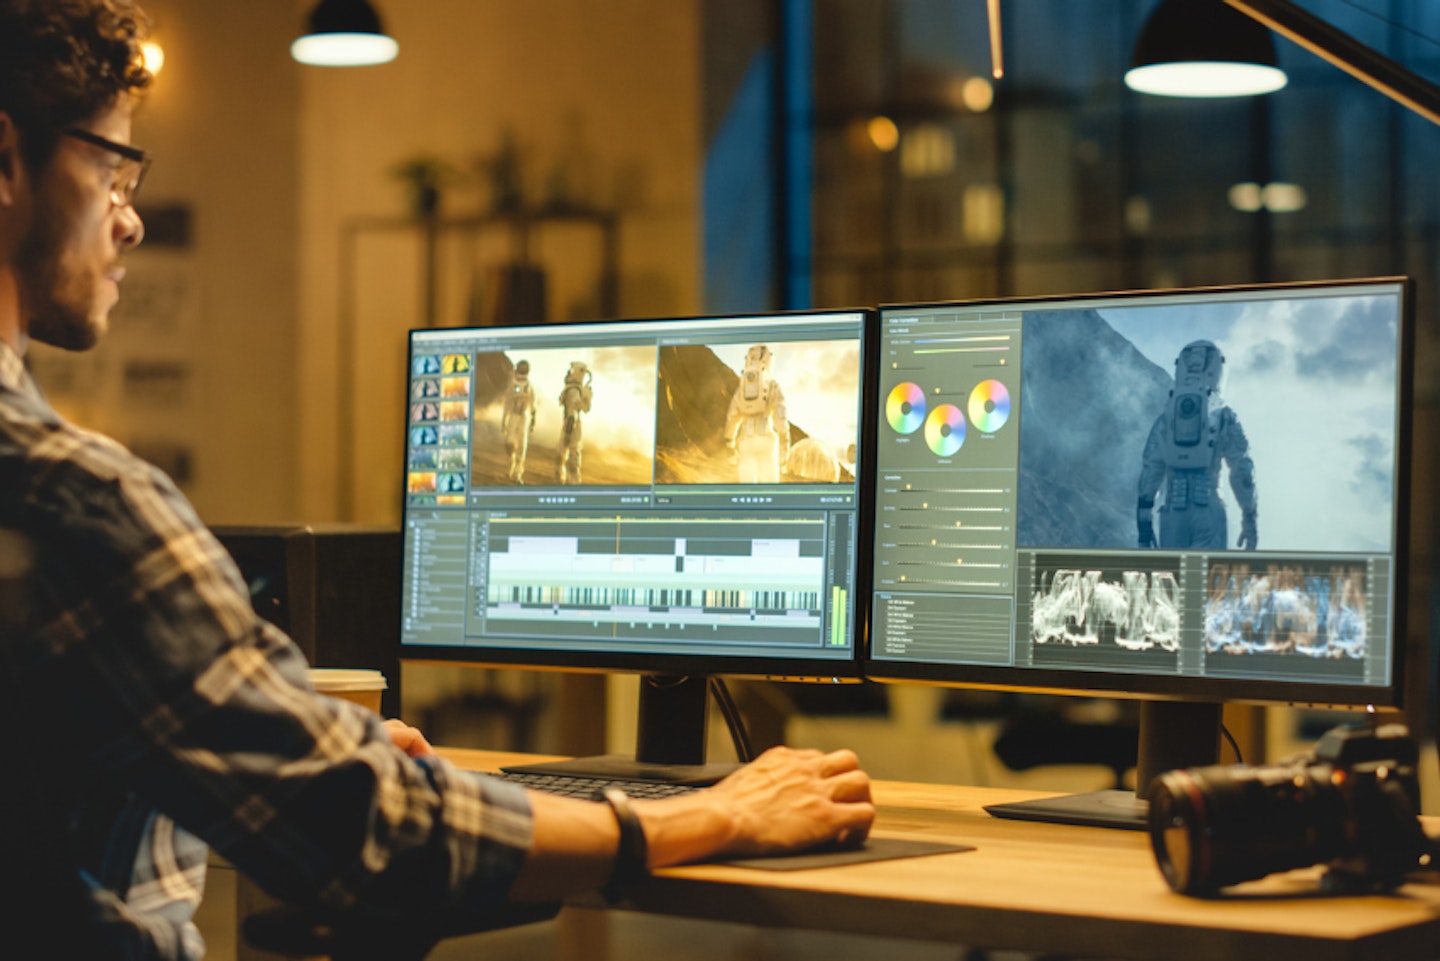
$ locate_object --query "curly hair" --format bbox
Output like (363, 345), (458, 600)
(0, 0), (152, 165)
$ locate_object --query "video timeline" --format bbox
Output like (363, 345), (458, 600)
(476, 514), (850, 650)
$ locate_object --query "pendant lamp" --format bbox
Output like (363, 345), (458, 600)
(1126, 0), (1287, 97)
(291, 0), (398, 67)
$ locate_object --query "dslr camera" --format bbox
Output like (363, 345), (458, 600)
(1147, 721), (1435, 895)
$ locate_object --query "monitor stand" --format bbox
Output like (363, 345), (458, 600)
(983, 700), (1222, 830)
(500, 674), (740, 786)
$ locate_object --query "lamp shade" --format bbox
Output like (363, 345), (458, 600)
(291, 0), (399, 67)
(1125, 0), (1287, 97)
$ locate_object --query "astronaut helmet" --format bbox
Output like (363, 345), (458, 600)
(514, 360), (530, 379)
(1173, 340), (1224, 395)
(565, 361), (591, 386)
(745, 345), (773, 370)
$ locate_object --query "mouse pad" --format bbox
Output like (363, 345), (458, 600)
(713, 836), (973, 871)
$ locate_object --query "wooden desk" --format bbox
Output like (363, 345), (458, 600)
(441, 747), (1440, 961)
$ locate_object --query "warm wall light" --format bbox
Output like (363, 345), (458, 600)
(943, 77), (994, 113)
(900, 124), (956, 178)
(1226, 181), (1261, 211)
(1126, 0), (1287, 97)
(1228, 182), (1264, 212)
(291, 0), (398, 67)
(962, 77), (995, 112)
(963, 183), (1005, 244)
(867, 116), (900, 153)
(1125, 196), (1154, 235)
(1261, 181), (1307, 211)
(140, 40), (164, 75)
(1227, 180), (1307, 212)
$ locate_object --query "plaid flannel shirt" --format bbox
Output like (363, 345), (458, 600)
(0, 340), (533, 959)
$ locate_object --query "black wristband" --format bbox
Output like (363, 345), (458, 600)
(599, 787), (648, 903)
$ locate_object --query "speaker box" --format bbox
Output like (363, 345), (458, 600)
(210, 524), (402, 717)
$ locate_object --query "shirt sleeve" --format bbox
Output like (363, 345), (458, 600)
(14, 423), (534, 918)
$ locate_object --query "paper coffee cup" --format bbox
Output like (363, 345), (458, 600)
(308, 668), (387, 713)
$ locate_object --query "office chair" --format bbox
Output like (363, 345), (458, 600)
(0, 529), (111, 957)
(990, 703), (1140, 789)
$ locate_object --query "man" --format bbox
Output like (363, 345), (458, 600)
(0, 3), (874, 958)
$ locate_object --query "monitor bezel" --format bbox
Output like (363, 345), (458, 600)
(397, 307), (880, 683)
(863, 276), (1415, 710)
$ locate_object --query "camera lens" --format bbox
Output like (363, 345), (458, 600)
(1147, 770), (1207, 893)
(1147, 763), (1347, 895)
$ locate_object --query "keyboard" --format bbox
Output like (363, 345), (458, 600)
(495, 770), (703, 799)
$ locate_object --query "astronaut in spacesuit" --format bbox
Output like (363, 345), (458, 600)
(723, 345), (789, 484)
(558, 361), (592, 485)
(1137, 340), (1258, 551)
(500, 359), (536, 483)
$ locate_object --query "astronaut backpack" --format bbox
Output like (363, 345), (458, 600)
(559, 362), (593, 441)
(505, 370), (533, 417)
(735, 345), (775, 416)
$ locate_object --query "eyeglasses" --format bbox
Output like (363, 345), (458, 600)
(61, 127), (152, 207)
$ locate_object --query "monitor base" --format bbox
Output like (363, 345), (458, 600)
(499, 753), (740, 787)
(983, 789), (1149, 831)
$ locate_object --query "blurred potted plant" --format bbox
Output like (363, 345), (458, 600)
(391, 154), (459, 218)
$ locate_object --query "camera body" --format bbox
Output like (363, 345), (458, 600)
(1147, 721), (1431, 895)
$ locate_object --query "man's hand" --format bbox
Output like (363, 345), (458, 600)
(383, 718), (434, 757)
(510, 746), (874, 901)
(700, 746), (874, 858)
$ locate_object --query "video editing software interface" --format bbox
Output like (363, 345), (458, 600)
(869, 280), (1409, 704)
(400, 311), (870, 674)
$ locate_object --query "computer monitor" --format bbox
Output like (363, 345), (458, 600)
(866, 278), (1413, 827)
(399, 309), (876, 784)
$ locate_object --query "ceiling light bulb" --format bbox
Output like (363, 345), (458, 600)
(291, 32), (398, 66)
(1126, 61), (1287, 98)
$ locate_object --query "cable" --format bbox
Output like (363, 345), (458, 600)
(1333, 0), (1440, 51)
(644, 674), (692, 690)
(1219, 722), (1244, 765)
(708, 677), (755, 763)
